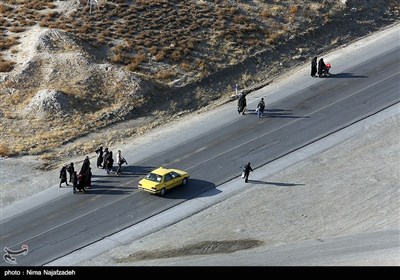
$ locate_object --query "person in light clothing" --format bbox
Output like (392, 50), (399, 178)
(116, 150), (128, 175)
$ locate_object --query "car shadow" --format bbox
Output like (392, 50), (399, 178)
(248, 180), (305, 187)
(162, 178), (220, 200)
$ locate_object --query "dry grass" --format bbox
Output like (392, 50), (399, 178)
(1, 0), (346, 83)
(0, 143), (10, 157)
(0, 59), (15, 72)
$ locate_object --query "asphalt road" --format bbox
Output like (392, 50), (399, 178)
(1, 32), (399, 266)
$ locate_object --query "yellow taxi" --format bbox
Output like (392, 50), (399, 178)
(138, 167), (190, 196)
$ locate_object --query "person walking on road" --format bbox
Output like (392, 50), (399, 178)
(237, 93), (247, 115)
(59, 165), (69, 187)
(243, 162), (253, 183)
(116, 150), (127, 175)
(105, 151), (114, 174)
(72, 171), (78, 193)
(318, 57), (326, 78)
(102, 148), (109, 169)
(311, 56), (317, 77)
(66, 162), (74, 183)
(257, 98), (265, 118)
(95, 146), (104, 168)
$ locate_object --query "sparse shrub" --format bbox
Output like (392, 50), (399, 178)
(196, 59), (206, 70)
(0, 3), (12, 13)
(25, 1), (47, 11)
(143, 39), (152, 47)
(148, 46), (158, 56)
(111, 53), (126, 64)
(126, 61), (140, 72)
(260, 8), (271, 19)
(171, 50), (181, 62)
(267, 30), (283, 44)
(80, 23), (92, 34)
(246, 38), (262, 47)
(0, 143), (10, 157)
(9, 26), (25, 33)
(155, 69), (176, 80)
(47, 3), (57, 9)
(289, 5), (299, 16)
(97, 34), (106, 44)
(181, 62), (190, 71)
(126, 53), (146, 70)
(2, 20), (11, 27)
(154, 50), (165, 62)
(0, 60), (15, 72)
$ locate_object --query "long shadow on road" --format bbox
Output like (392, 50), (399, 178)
(325, 72), (368, 78)
(249, 180), (305, 187)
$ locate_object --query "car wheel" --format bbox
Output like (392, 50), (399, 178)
(160, 188), (166, 196)
(182, 178), (188, 186)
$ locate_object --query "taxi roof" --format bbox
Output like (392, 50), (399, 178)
(151, 167), (170, 176)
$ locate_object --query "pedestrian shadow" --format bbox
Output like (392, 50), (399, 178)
(81, 184), (135, 195)
(248, 180), (305, 187)
(264, 109), (309, 119)
(245, 108), (309, 119)
(90, 179), (114, 183)
(326, 72), (368, 78)
(111, 165), (155, 176)
(103, 173), (139, 178)
(267, 109), (292, 113)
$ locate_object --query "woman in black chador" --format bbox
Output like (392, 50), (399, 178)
(95, 146), (103, 168)
(59, 165), (69, 187)
(318, 57), (326, 78)
(237, 93), (247, 115)
(311, 57), (317, 77)
(80, 156), (90, 175)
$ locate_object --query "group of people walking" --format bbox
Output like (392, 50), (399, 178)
(94, 147), (127, 175)
(59, 147), (127, 193)
(311, 56), (330, 78)
(237, 93), (266, 118)
(59, 156), (92, 193)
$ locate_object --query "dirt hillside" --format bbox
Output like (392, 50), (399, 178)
(0, 0), (398, 170)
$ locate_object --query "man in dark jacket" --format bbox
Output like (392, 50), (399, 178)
(257, 98), (265, 118)
(66, 162), (74, 183)
(243, 162), (253, 183)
